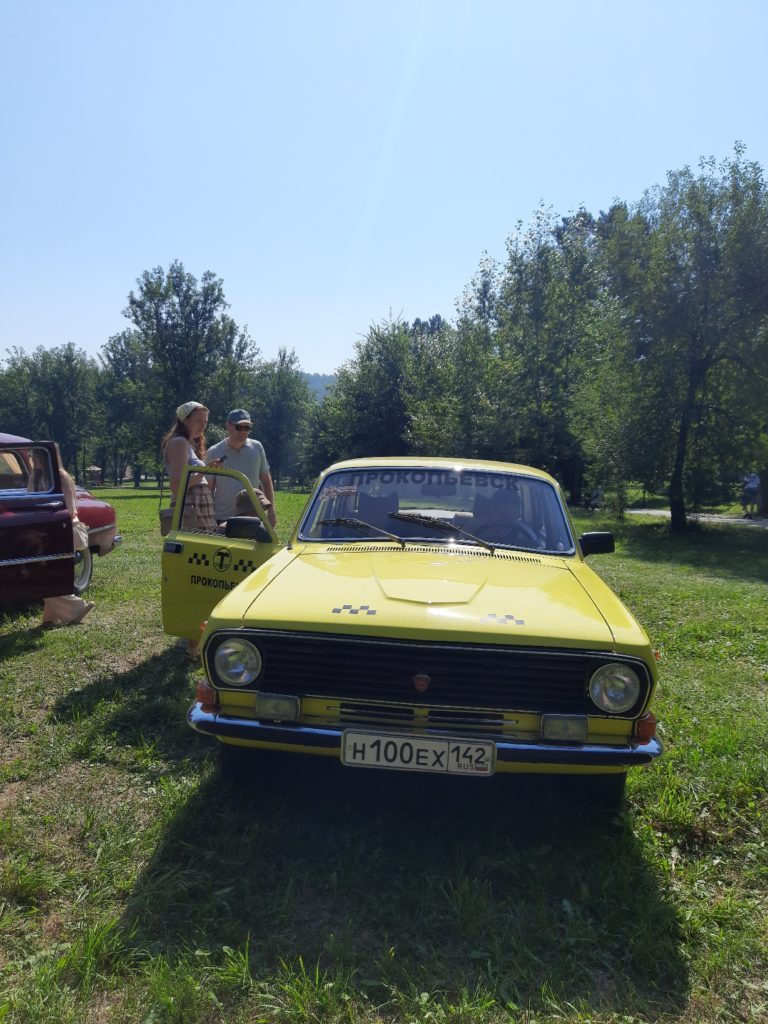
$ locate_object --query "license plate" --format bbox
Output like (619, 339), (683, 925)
(341, 731), (495, 776)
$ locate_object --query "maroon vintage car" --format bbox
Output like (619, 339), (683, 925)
(0, 433), (121, 602)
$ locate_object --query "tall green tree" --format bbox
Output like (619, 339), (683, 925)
(305, 320), (416, 472)
(598, 147), (768, 529)
(406, 315), (461, 455)
(98, 330), (159, 483)
(492, 208), (598, 491)
(0, 344), (98, 478)
(122, 260), (259, 428)
(251, 348), (313, 486)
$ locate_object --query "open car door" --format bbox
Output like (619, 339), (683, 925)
(0, 440), (74, 604)
(161, 466), (281, 642)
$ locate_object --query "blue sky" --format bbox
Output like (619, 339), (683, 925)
(1, 0), (766, 374)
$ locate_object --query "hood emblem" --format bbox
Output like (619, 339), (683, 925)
(413, 673), (431, 693)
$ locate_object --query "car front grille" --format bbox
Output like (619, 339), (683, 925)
(207, 630), (651, 717)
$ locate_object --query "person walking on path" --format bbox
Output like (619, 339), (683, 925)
(741, 471), (760, 518)
(205, 409), (277, 528)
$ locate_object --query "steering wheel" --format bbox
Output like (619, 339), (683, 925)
(476, 520), (542, 548)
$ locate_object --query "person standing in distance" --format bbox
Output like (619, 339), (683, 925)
(205, 409), (277, 528)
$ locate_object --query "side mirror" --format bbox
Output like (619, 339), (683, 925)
(225, 516), (271, 542)
(579, 532), (615, 557)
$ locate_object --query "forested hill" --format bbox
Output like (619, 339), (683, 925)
(304, 373), (336, 399)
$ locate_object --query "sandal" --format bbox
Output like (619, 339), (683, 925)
(68, 601), (95, 626)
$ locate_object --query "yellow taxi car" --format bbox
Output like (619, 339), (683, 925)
(162, 458), (661, 806)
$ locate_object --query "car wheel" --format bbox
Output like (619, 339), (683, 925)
(218, 742), (258, 783)
(73, 547), (93, 595)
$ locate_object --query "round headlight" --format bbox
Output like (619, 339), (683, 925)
(213, 639), (263, 686)
(589, 663), (641, 713)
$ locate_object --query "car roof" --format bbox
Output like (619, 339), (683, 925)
(321, 456), (556, 483)
(0, 432), (31, 443)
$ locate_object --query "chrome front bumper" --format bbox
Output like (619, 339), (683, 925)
(87, 524), (122, 554)
(188, 702), (663, 767)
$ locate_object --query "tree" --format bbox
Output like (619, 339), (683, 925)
(569, 299), (640, 515)
(122, 260), (259, 429)
(406, 315), (461, 455)
(252, 348), (313, 486)
(98, 330), (159, 484)
(491, 209), (599, 493)
(598, 147), (768, 529)
(304, 320), (416, 471)
(0, 344), (98, 478)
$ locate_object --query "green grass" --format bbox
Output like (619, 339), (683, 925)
(607, 482), (755, 518)
(1, 489), (767, 1023)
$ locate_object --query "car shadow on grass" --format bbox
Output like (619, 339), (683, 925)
(51, 650), (210, 769)
(120, 752), (688, 1019)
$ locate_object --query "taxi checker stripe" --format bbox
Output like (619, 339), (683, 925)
(481, 612), (526, 625)
(185, 553), (255, 572)
(332, 604), (377, 616)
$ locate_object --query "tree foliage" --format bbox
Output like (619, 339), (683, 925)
(0, 343), (98, 474)
(251, 348), (314, 486)
(3, 151), (767, 522)
(597, 147), (768, 527)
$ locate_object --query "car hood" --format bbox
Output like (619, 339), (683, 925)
(224, 546), (640, 649)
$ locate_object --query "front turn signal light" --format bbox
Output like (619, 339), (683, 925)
(634, 712), (657, 742)
(196, 680), (218, 712)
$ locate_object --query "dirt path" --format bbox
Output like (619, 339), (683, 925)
(627, 508), (768, 529)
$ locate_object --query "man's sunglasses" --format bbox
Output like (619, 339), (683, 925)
(234, 425), (251, 432)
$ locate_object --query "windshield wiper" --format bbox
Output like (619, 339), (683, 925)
(318, 517), (406, 548)
(388, 511), (496, 554)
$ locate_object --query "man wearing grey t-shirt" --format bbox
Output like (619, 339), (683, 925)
(205, 408), (277, 526)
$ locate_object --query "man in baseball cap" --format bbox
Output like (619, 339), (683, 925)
(226, 408), (252, 427)
(205, 408), (277, 526)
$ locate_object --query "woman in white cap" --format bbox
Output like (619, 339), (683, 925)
(161, 401), (217, 533)
(161, 402), (217, 660)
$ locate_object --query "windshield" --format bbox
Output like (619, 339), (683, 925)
(299, 466), (574, 554)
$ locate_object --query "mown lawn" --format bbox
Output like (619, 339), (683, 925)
(1, 489), (766, 1024)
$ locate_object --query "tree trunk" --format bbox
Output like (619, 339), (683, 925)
(669, 399), (694, 532)
(668, 348), (705, 532)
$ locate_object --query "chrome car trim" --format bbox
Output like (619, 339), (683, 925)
(187, 702), (663, 766)
(85, 522), (115, 536)
(189, 703), (339, 749)
(0, 552), (75, 568)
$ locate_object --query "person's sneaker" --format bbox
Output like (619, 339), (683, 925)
(68, 601), (95, 626)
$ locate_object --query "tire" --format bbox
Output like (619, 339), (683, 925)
(73, 547), (93, 595)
